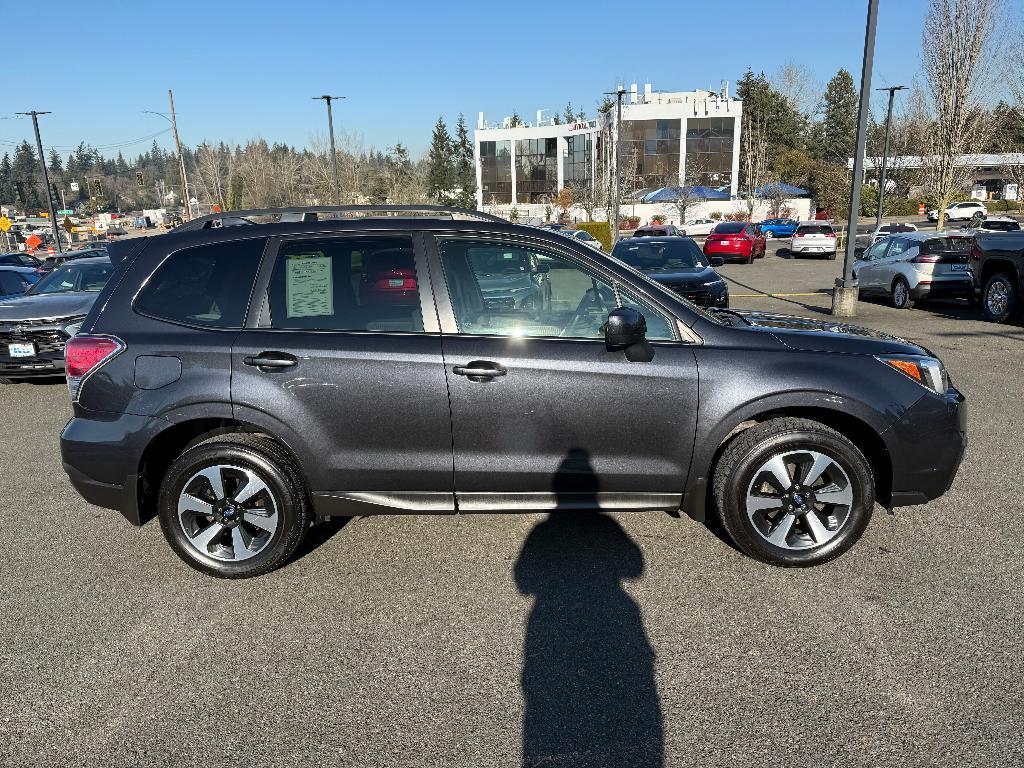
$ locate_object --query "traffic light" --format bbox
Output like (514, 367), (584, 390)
(136, 171), (145, 187)
(50, 184), (60, 205)
(92, 178), (104, 197)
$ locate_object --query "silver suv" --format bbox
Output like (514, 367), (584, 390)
(852, 231), (973, 309)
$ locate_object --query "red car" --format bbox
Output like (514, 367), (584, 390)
(703, 222), (766, 264)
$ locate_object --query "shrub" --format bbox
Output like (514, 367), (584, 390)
(618, 215), (640, 230)
(577, 221), (612, 251)
(710, 211), (723, 220)
(509, 206), (519, 222)
(650, 214), (665, 224)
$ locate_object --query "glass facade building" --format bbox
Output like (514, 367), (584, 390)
(620, 119), (681, 191)
(684, 117), (735, 189)
(564, 133), (593, 188)
(515, 138), (559, 203)
(479, 140), (512, 204)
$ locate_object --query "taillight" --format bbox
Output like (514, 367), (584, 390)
(824, 232), (836, 238)
(65, 335), (124, 401)
(970, 241), (982, 262)
(911, 254), (941, 263)
(794, 233), (804, 238)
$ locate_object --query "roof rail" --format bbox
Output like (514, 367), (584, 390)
(172, 204), (505, 232)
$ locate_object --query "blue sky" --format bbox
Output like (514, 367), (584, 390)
(0, 0), (1000, 159)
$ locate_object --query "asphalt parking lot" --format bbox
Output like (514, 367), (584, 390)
(2, 240), (1022, 768)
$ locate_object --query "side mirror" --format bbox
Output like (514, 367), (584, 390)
(710, 256), (725, 267)
(604, 307), (654, 362)
(533, 262), (550, 274)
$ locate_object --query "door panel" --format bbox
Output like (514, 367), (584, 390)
(428, 234), (698, 509)
(231, 233), (454, 503)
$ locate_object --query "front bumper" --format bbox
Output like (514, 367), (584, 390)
(884, 387), (967, 507)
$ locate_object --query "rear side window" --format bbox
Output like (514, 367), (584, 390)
(135, 238), (266, 328)
(713, 222), (745, 234)
(922, 237), (972, 254)
(266, 235), (422, 333)
(0, 272), (25, 295)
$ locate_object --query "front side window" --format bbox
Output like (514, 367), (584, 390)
(439, 238), (674, 341)
(863, 241), (889, 261)
(135, 239), (265, 328)
(266, 236), (423, 333)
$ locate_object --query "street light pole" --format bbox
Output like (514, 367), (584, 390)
(605, 86), (626, 245)
(874, 85), (907, 229)
(16, 110), (63, 253)
(167, 90), (192, 222)
(314, 95), (345, 205)
(832, 0), (880, 318)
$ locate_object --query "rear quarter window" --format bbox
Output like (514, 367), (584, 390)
(135, 238), (267, 328)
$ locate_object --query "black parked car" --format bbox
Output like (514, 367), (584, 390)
(0, 253), (43, 268)
(971, 230), (1024, 323)
(38, 246), (107, 274)
(60, 206), (966, 578)
(612, 236), (728, 307)
(0, 256), (113, 382)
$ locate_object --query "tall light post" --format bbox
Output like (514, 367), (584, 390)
(16, 110), (62, 253)
(832, 0), (880, 318)
(604, 86), (626, 244)
(314, 95), (345, 205)
(874, 85), (907, 229)
(144, 96), (192, 221)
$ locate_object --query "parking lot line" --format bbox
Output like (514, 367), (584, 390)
(730, 292), (825, 297)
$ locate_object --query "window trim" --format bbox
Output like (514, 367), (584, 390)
(245, 230), (440, 335)
(426, 231), (687, 344)
(132, 236), (270, 331)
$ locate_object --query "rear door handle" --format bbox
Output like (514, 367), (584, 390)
(453, 360), (507, 379)
(243, 352), (298, 371)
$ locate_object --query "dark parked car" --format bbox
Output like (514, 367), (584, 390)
(612, 236), (728, 308)
(0, 253), (43, 268)
(970, 230), (1024, 323)
(633, 224), (681, 237)
(0, 266), (39, 300)
(0, 256), (113, 382)
(703, 222), (766, 263)
(38, 247), (107, 274)
(61, 206), (966, 578)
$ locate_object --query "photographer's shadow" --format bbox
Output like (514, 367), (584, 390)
(514, 449), (663, 768)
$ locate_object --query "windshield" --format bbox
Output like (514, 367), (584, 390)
(797, 225), (834, 235)
(613, 239), (707, 271)
(983, 220), (1020, 231)
(29, 260), (113, 295)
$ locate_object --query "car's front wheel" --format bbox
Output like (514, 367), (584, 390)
(982, 272), (1018, 323)
(891, 277), (913, 309)
(713, 418), (875, 567)
(763, 230), (774, 240)
(158, 434), (312, 578)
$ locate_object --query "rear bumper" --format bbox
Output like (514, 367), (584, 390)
(791, 244), (836, 254)
(704, 245), (752, 261)
(60, 411), (166, 525)
(0, 357), (65, 378)
(884, 387), (967, 507)
(910, 279), (973, 300)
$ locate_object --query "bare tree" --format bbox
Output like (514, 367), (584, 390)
(773, 61), (821, 117)
(741, 111), (770, 220)
(567, 179), (597, 221)
(921, 0), (1002, 227)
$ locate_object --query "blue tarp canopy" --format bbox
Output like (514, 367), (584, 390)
(755, 181), (809, 197)
(641, 185), (730, 203)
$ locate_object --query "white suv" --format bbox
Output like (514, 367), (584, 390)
(790, 221), (837, 259)
(927, 201), (987, 222)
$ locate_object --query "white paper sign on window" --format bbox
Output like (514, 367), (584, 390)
(286, 254), (333, 318)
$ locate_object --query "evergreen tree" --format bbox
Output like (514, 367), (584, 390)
(48, 149), (64, 179)
(736, 68), (806, 160)
(813, 69), (858, 165)
(12, 141), (43, 209)
(563, 102), (576, 123)
(426, 116), (455, 202)
(453, 113), (476, 209)
(510, 112), (523, 127)
(0, 153), (14, 204)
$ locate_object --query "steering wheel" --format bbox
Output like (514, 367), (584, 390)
(559, 279), (616, 337)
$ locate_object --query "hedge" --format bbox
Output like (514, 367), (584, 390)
(577, 221), (612, 251)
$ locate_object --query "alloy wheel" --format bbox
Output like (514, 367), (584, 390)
(745, 449), (854, 550)
(986, 279), (1009, 316)
(177, 464), (280, 562)
(893, 280), (909, 308)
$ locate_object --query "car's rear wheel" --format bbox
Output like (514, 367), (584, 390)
(982, 272), (1018, 323)
(713, 418), (875, 567)
(891, 277), (913, 309)
(763, 230), (774, 240)
(158, 434), (312, 578)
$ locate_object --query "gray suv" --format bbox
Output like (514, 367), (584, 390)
(60, 206), (966, 578)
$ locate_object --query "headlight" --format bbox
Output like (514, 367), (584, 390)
(62, 321), (83, 338)
(877, 355), (948, 394)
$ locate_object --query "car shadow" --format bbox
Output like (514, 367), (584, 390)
(514, 449), (664, 768)
(293, 515), (351, 560)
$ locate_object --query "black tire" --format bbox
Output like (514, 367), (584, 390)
(891, 277), (913, 309)
(826, 251), (837, 260)
(981, 272), (1019, 324)
(158, 434), (312, 578)
(0, 377), (13, 384)
(712, 418), (875, 567)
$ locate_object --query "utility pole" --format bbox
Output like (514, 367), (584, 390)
(314, 95), (345, 205)
(605, 86), (626, 244)
(874, 85), (907, 229)
(168, 89), (191, 221)
(832, 0), (879, 318)
(16, 110), (62, 253)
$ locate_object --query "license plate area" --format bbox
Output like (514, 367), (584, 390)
(951, 263), (968, 271)
(8, 342), (36, 358)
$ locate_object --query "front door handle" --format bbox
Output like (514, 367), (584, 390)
(452, 360), (507, 380)
(243, 352), (298, 371)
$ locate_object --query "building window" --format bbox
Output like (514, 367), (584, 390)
(564, 134), (592, 188)
(515, 137), (558, 204)
(685, 117), (735, 189)
(620, 119), (681, 193)
(480, 141), (512, 204)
